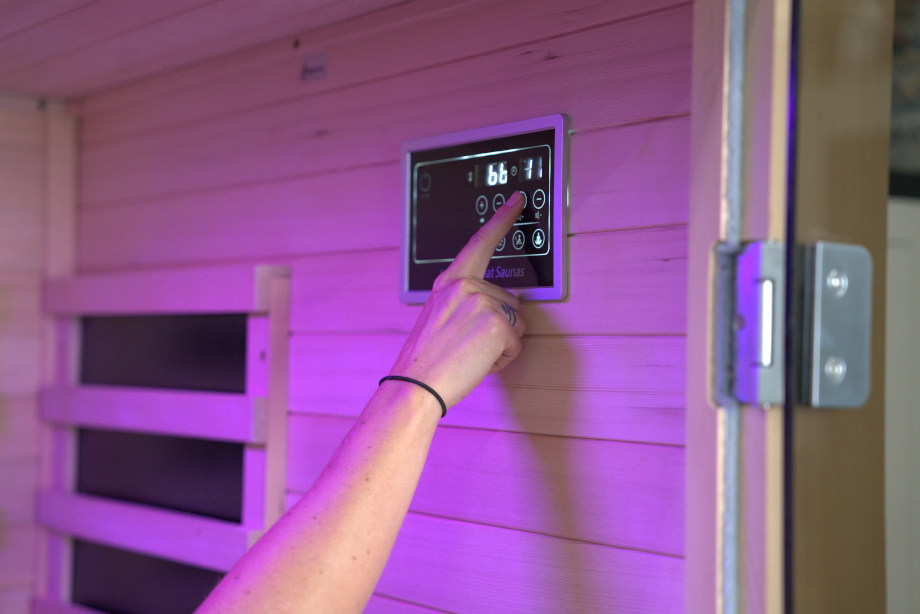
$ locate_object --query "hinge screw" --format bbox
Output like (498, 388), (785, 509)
(826, 269), (849, 297)
(824, 356), (847, 384)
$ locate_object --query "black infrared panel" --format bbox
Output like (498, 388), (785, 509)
(80, 314), (247, 393)
(72, 539), (223, 614)
(76, 428), (243, 522)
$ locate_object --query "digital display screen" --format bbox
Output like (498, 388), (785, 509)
(407, 128), (557, 294)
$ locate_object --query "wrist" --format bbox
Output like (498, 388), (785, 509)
(378, 375), (447, 418)
(373, 377), (444, 425)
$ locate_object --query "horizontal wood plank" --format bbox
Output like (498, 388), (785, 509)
(78, 0), (687, 142)
(287, 414), (683, 554)
(0, 333), (41, 396)
(0, 1), (220, 75)
(0, 209), (43, 272)
(0, 587), (32, 614)
(0, 107), (43, 147)
(0, 457), (38, 523)
(36, 491), (254, 572)
(78, 5), (692, 205)
(40, 385), (266, 443)
(31, 598), (102, 614)
(289, 333), (684, 444)
(375, 512), (682, 612)
(0, 146), (43, 206)
(0, 0), (405, 97)
(76, 117), (688, 269)
(0, 395), (40, 459)
(365, 594), (445, 613)
(0, 527), (36, 588)
(44, 264), (287, 314)
(0, 274), (42, 333)
(287, 226), (687, 337)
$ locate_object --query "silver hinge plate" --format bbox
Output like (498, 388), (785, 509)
(730, 241), (873, 408)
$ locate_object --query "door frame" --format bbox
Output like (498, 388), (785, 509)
(688, 0), (892, 612)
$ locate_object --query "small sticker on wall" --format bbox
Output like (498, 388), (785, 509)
(300, 52), (328, 82)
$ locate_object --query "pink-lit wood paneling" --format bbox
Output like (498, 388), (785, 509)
(76, 5), (691, 208)
(0, 396), (39, 459)
(286, 227), (687, 338)
(76, 117), (689, 268)
(40, 386), (267, 443)
(0, 457), (38, 523)
(70, 0), (692, 610)
(0, 0), (406, 98)
(76, 0), (687, 141)
(377, 512), (682, 612)
(36, 492), (255, 572)
(0, 102), (44, 613)
(289, 334), (685, 444)
(287, 414), (684, 555)
(44, 264), (286, 314)
(0, 527), (37, 588)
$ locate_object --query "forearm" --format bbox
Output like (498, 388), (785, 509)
(197, 382), (440, 614)
(197, 192), (527, 612)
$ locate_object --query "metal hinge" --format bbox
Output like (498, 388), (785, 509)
(728, 241), (873, 408)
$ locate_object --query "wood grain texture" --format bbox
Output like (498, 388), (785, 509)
(375, 512), (682, 613)
(0, 106), (43, 147)
(77, 0), (688, 142)
(0, 457), (38, 524)
(289, 333), (684, 445)
(0, 145), (44, 272)
(30, 597), (101, 614)
(364, 594), (444, 613)
(0, 102), (44, 611)
(0, 275), (42, 333)
(0, 527), (36, 588)
(57, 0), (693, 609)
(44, 264), (287, 314)
(0, 396), (39, 459)
(36, 491), (255, 572)
(287, 414), (684, 554)
(40, 385), (267, 443)
(286, 227), (686, 338)
(76, 117), (688, 269)
(0, 333), (41, 396)
(77, 5), (691, 206)
(0, 0), (406, 97)
(0, 587), (31, 614)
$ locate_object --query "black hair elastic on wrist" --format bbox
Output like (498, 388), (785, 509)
(378, 375), (447, 418)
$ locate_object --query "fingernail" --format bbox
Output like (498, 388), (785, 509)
(506, 191), (524, 207)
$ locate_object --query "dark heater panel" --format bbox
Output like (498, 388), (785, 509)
(80, 314), (247, 393)
(72, 540), (223, 614)
(77, 429), (243, 522)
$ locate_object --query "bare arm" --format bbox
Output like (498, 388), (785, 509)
(196, 192), (527, 613)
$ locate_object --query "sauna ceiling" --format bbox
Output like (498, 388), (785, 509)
(0, 0), (403, 99)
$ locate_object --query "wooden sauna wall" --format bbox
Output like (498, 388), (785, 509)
(71, 0), (691, 610)
(0, 101), (43, 613)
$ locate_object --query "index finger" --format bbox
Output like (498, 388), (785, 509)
(446, 191), (526, 279)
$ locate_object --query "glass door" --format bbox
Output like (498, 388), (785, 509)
(785, 0), (892, 610)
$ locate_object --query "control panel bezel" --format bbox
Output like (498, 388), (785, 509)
(400, 114), (568, 304)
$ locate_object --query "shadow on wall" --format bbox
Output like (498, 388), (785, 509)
(499, 305), (593, 614)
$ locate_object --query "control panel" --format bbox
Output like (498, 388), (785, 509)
(401, 115), (568, 303)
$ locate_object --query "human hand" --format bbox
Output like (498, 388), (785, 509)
(387, 191), (528, 408)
